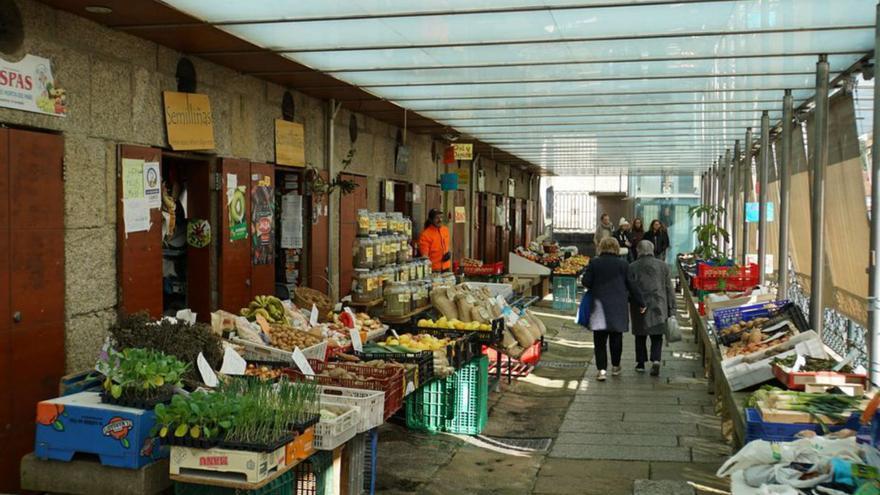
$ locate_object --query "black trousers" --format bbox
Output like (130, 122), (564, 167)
(593, 331), (623, 371)
(635, 334), (663, 365)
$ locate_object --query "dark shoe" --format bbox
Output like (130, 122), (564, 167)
(650, 362), (660, 376)
(635, 364), (645, 373)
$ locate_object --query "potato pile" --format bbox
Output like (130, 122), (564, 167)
(267, 323), (323, 352)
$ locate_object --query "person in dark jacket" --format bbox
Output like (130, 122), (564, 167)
(643, 219), (671, 261)
(582, 237), (646, 381)
(629, 240), (677, 376)
(631, 218), (645, 246)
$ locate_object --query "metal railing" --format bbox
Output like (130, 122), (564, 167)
(553, 191), (597, 233)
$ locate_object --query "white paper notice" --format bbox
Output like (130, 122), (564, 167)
(349, 328), (363, 352)
(226, 173), (237, 203)
(123, 198), (150, 235)
(219, 345), (247, 375)
(143, 162), (161, 208)
(197, 352), (219, 387)
(281, 193), (303, 249)
(792, 354), (806, 372)
(309, 304), (319, 326)
(292, 347), (315, 376)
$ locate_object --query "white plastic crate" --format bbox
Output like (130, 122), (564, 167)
(346, 433), (366, 495)
(319, 386), (385, 433)
(230, 336), (328, 363)
(313, 404), (359, 451)
(722, 331), (826, 392)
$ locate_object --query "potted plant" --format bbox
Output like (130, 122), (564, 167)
(154, 392), (238, 448)
(688, 205), (731, 264)
(98, 348), (189, 408)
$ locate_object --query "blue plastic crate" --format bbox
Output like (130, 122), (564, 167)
(744, 408), (863, 444)
(35, 391), (168, 469)
(713, 300), (790, 329)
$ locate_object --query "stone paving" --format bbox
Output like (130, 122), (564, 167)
(375, 296), (732, 495)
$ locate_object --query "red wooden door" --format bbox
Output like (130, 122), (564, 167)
(181, 159), (212, 322)
(219, 158), (252, 313)
(310, 171), (330, 294)
(339, 173), (368, 297)
(1, 129), (65, 492)
(118, 145), (163, 317)
(250, 162), (275, 298)
(498, 196), (510, 265)
(425, 185), (442, 214)
(453, 189), (466, 263)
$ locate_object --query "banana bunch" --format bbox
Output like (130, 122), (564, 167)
(240, 295), (286, 323)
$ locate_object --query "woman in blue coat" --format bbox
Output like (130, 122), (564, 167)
(582, 237), (646, 381)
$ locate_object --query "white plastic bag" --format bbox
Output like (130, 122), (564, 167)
(665, 316), (682, 343)
(716, 437), (862, 478)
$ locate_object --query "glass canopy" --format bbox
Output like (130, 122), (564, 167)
(166, 0), (877, 175)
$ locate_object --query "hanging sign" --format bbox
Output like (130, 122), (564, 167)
(454, 206), (467, 223)
(477, 169), (486, 192)
(443, 146), (456, 164)
(508, 178), (516, 197)
(0, 54), (67, 117)
(453, 143), (473, 160)
(163, 91), (215, 151)
(275, 120), (305, 167)
(455, 166), (470, 185)
(251, 176), (274, 265)
(745, 202), (775, 223)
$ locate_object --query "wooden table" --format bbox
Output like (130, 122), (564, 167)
(680, 269), (748, 447)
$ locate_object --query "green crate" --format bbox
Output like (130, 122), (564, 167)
(405, 375), (453, 433)
(443, 356), (489, 435)
(174, 469), (295, 495)
(295, 451), (333, 495)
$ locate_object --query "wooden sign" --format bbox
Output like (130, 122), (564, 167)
(275, 120), (305, 167)
(163, 91), (215, 150)
(453, 143), (473, 160)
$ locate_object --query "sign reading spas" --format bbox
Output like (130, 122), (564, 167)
(0, 54), (67, 117)
(163, 91), (215, 150)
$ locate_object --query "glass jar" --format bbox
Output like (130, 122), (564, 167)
(421, 258), (432, 279)
(372, 236), (385, 267)
(357, 209), (370, 237)
(403, 218), (412, 238)
(354, 237), (373, 269)
(408, 262), (418, 281)
(383, 282), (411, 317)
(376, 213), (387, 234)
(398, 263), (409, 282)
(385, 234), (398, 261)
(367, 269), (382, 300)
(352, 269), (371, 302)
(369, 213), (378, 235)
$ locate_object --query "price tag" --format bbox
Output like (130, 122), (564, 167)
(197, 352), (219, 387)
(344, 306), (357, 321)
(219, 345), (247, 375)
(309, 304), (319, 327)
(791, 354), (806, 372)
(391, 329), (400, 339)
(349, 328), (364, 352)
(292, 347), (315, 376)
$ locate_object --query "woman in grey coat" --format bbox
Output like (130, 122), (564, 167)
(629, 240), (676, 376)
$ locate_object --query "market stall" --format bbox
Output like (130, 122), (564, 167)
(679, 256), (880, 494)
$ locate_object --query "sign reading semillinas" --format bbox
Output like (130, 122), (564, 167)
(0, 54), (67, 117)
(163, 91), (215, 150)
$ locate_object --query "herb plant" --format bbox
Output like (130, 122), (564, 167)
(98, 348), (189, 401)
(689, 205), (730, 263)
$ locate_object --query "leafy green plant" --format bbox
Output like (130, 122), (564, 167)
(305, 148), (360, 197)
(689, 205), (730, 262)
(98, 348), (189, 401)
(153, 377), (320, 446)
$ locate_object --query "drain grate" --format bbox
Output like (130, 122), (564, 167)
(477, 436), (553, 452)
(535, 360), (588, 369)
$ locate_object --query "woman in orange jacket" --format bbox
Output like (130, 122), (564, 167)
(419, 209), (452, 272)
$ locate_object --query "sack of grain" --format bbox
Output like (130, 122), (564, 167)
(431, 287), (459, 320)
(511, 320), (537, 348)
(455, 295), (474, 323)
